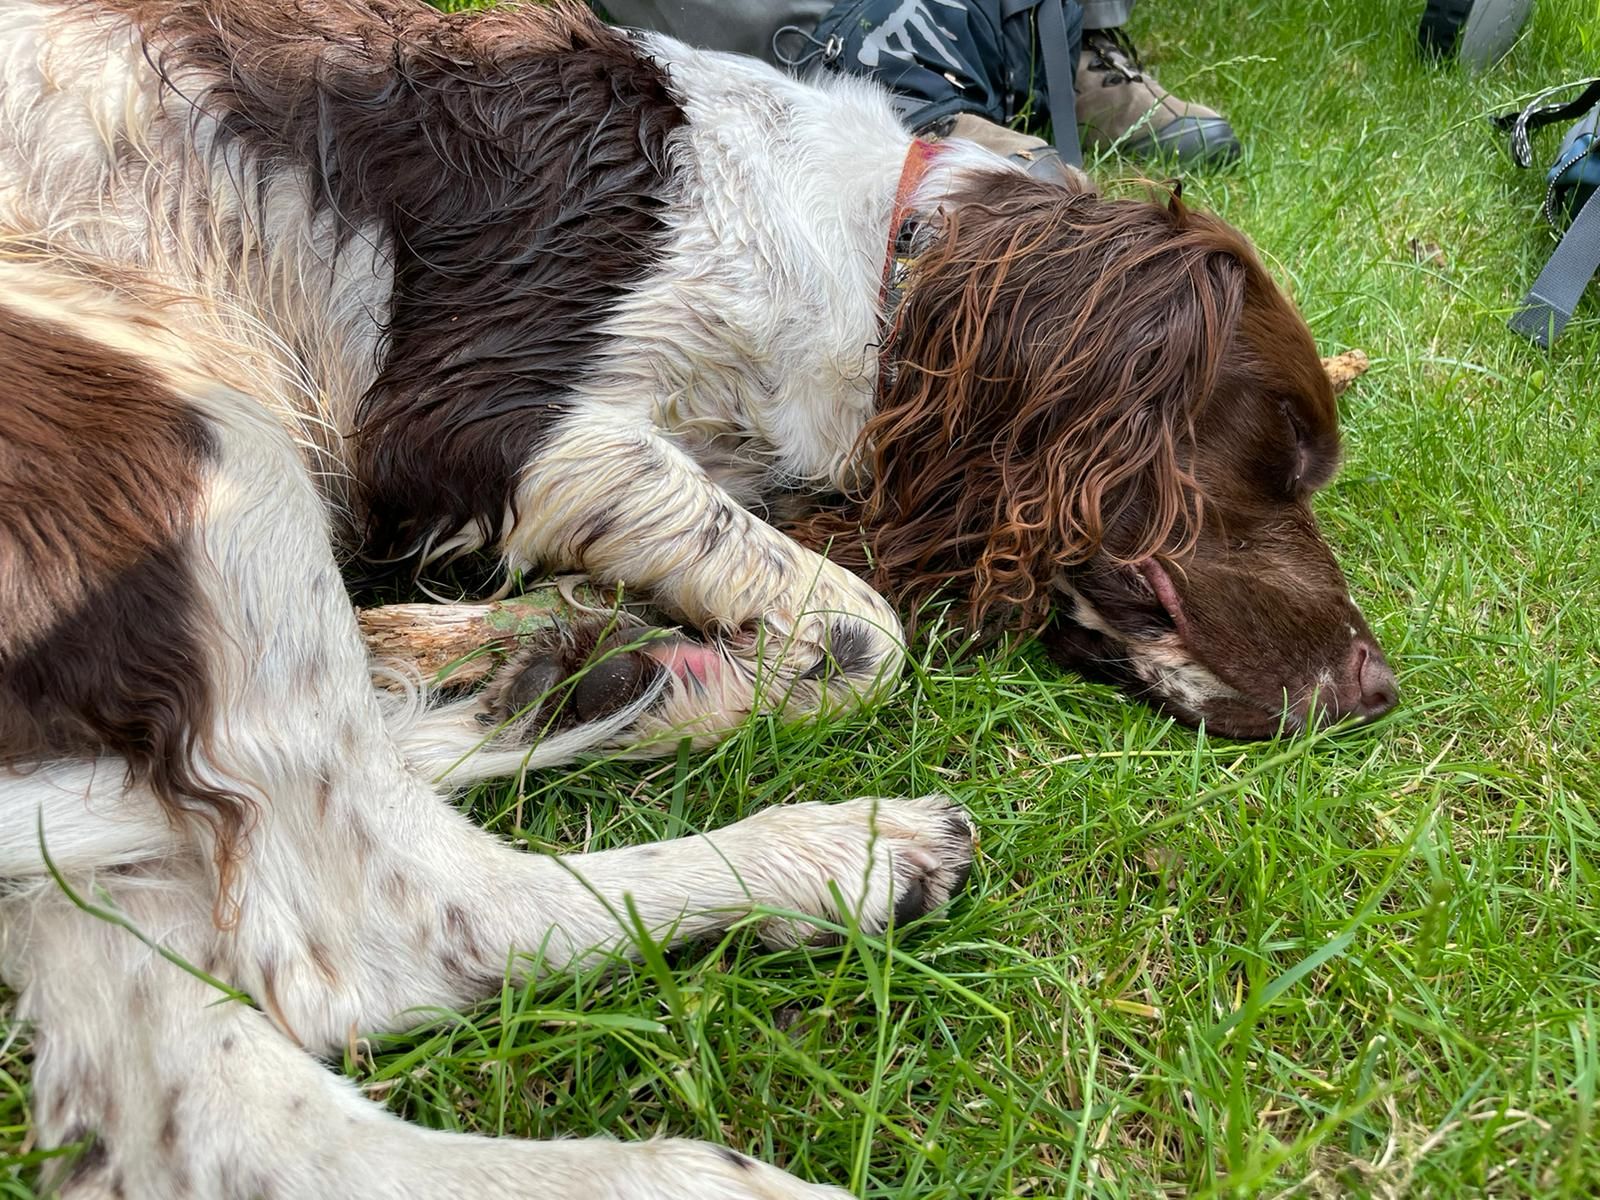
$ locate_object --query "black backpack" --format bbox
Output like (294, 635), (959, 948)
(1495, 79), (1600, 346)
(776, 0), (1085, 163)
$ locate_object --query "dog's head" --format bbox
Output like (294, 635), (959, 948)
(801, 176), (1395, 738)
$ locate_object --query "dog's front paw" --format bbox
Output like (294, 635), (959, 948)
(710, 613), (902, 721)
(744, 795), (976, 949)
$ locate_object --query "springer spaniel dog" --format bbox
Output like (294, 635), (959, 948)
(0, 0), (1396, 1196)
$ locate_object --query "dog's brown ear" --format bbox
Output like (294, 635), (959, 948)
(796, 180), (1252, 631)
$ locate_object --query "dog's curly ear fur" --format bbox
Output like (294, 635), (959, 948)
(796, 178), (1254, 631)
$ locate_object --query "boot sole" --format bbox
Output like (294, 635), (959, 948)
(1122, 116), (1242, 168)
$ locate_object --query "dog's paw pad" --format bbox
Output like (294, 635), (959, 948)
(484, 648), (566, 726)
(570, 649), (663, 722)
(481, 628), (668, 734)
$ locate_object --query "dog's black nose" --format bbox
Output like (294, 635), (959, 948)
(1348, 639), (1398, 720)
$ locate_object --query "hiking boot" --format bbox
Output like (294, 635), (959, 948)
(1075, 28), (1241, 167)
(945, 114), (1093, 191)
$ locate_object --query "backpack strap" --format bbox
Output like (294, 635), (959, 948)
(1001, 0), (1083, 166)
(1493, 78), (1600, 168)
(1507, 182), (1600, 347)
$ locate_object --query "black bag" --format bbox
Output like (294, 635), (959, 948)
(599, 2), (838, 68)
(1495, 79), (1600, 346)
(1417, 0), (1534, 71)
(775, 0), (1085, 164)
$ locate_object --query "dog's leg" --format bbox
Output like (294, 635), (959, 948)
(4, 866), (854, 1200)
(494, 414), (908, 755)
(233, 789), (975, 1051)
(0, 760), (183, 875)
(3, 295), (970, 1195)
(221, 716), (975, 1049)
(113, 363), (970, 1055)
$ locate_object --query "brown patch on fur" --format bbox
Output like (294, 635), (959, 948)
(256, 956), (301, 1045)
(797, 180), (1244, 631)
(442, 901), (484, 963)
(438, 950), (502, 998)
(59, 1132), (109, 1189)
(714, 1147), (757, 1172)
(380, 870), (410, 906)
(346, 815), (376, 867)
(0, 316), (198, 644)
(114, 0), (687, 565)
(157, 1088), (181, 1156)
(438, 900), (507, 995)
(307, 939), (339, 986)
(0, 303), (253, 906)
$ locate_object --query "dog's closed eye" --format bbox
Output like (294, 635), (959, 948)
(1281, 400), (1311, 493)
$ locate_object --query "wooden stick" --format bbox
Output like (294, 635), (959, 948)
(357, 580), (643, 688)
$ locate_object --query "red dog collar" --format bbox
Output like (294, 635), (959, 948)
(877, 138), (944, 342)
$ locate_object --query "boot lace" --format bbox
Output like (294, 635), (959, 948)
(1083, 27), (1146, 85)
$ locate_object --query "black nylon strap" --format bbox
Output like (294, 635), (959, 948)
(1508, 182), (1600, 347)
(1034, 0), (1083, 166)
(1000, 0), (1081, 165)
(1494, 78), (1600, 168)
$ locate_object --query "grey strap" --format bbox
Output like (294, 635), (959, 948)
(1001, 0), (1083, 167)
(1036, 0), (1083, 167)
(1508, 182), (1600, 346)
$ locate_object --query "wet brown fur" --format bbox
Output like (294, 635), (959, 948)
(108, 0), (687, 565)
(789, 174), (1392, 732)
(0, 305), (252, 901)
(797, 177), (1339, 638)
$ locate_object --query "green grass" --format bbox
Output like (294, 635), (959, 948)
(6, 1), (1600, 1196)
